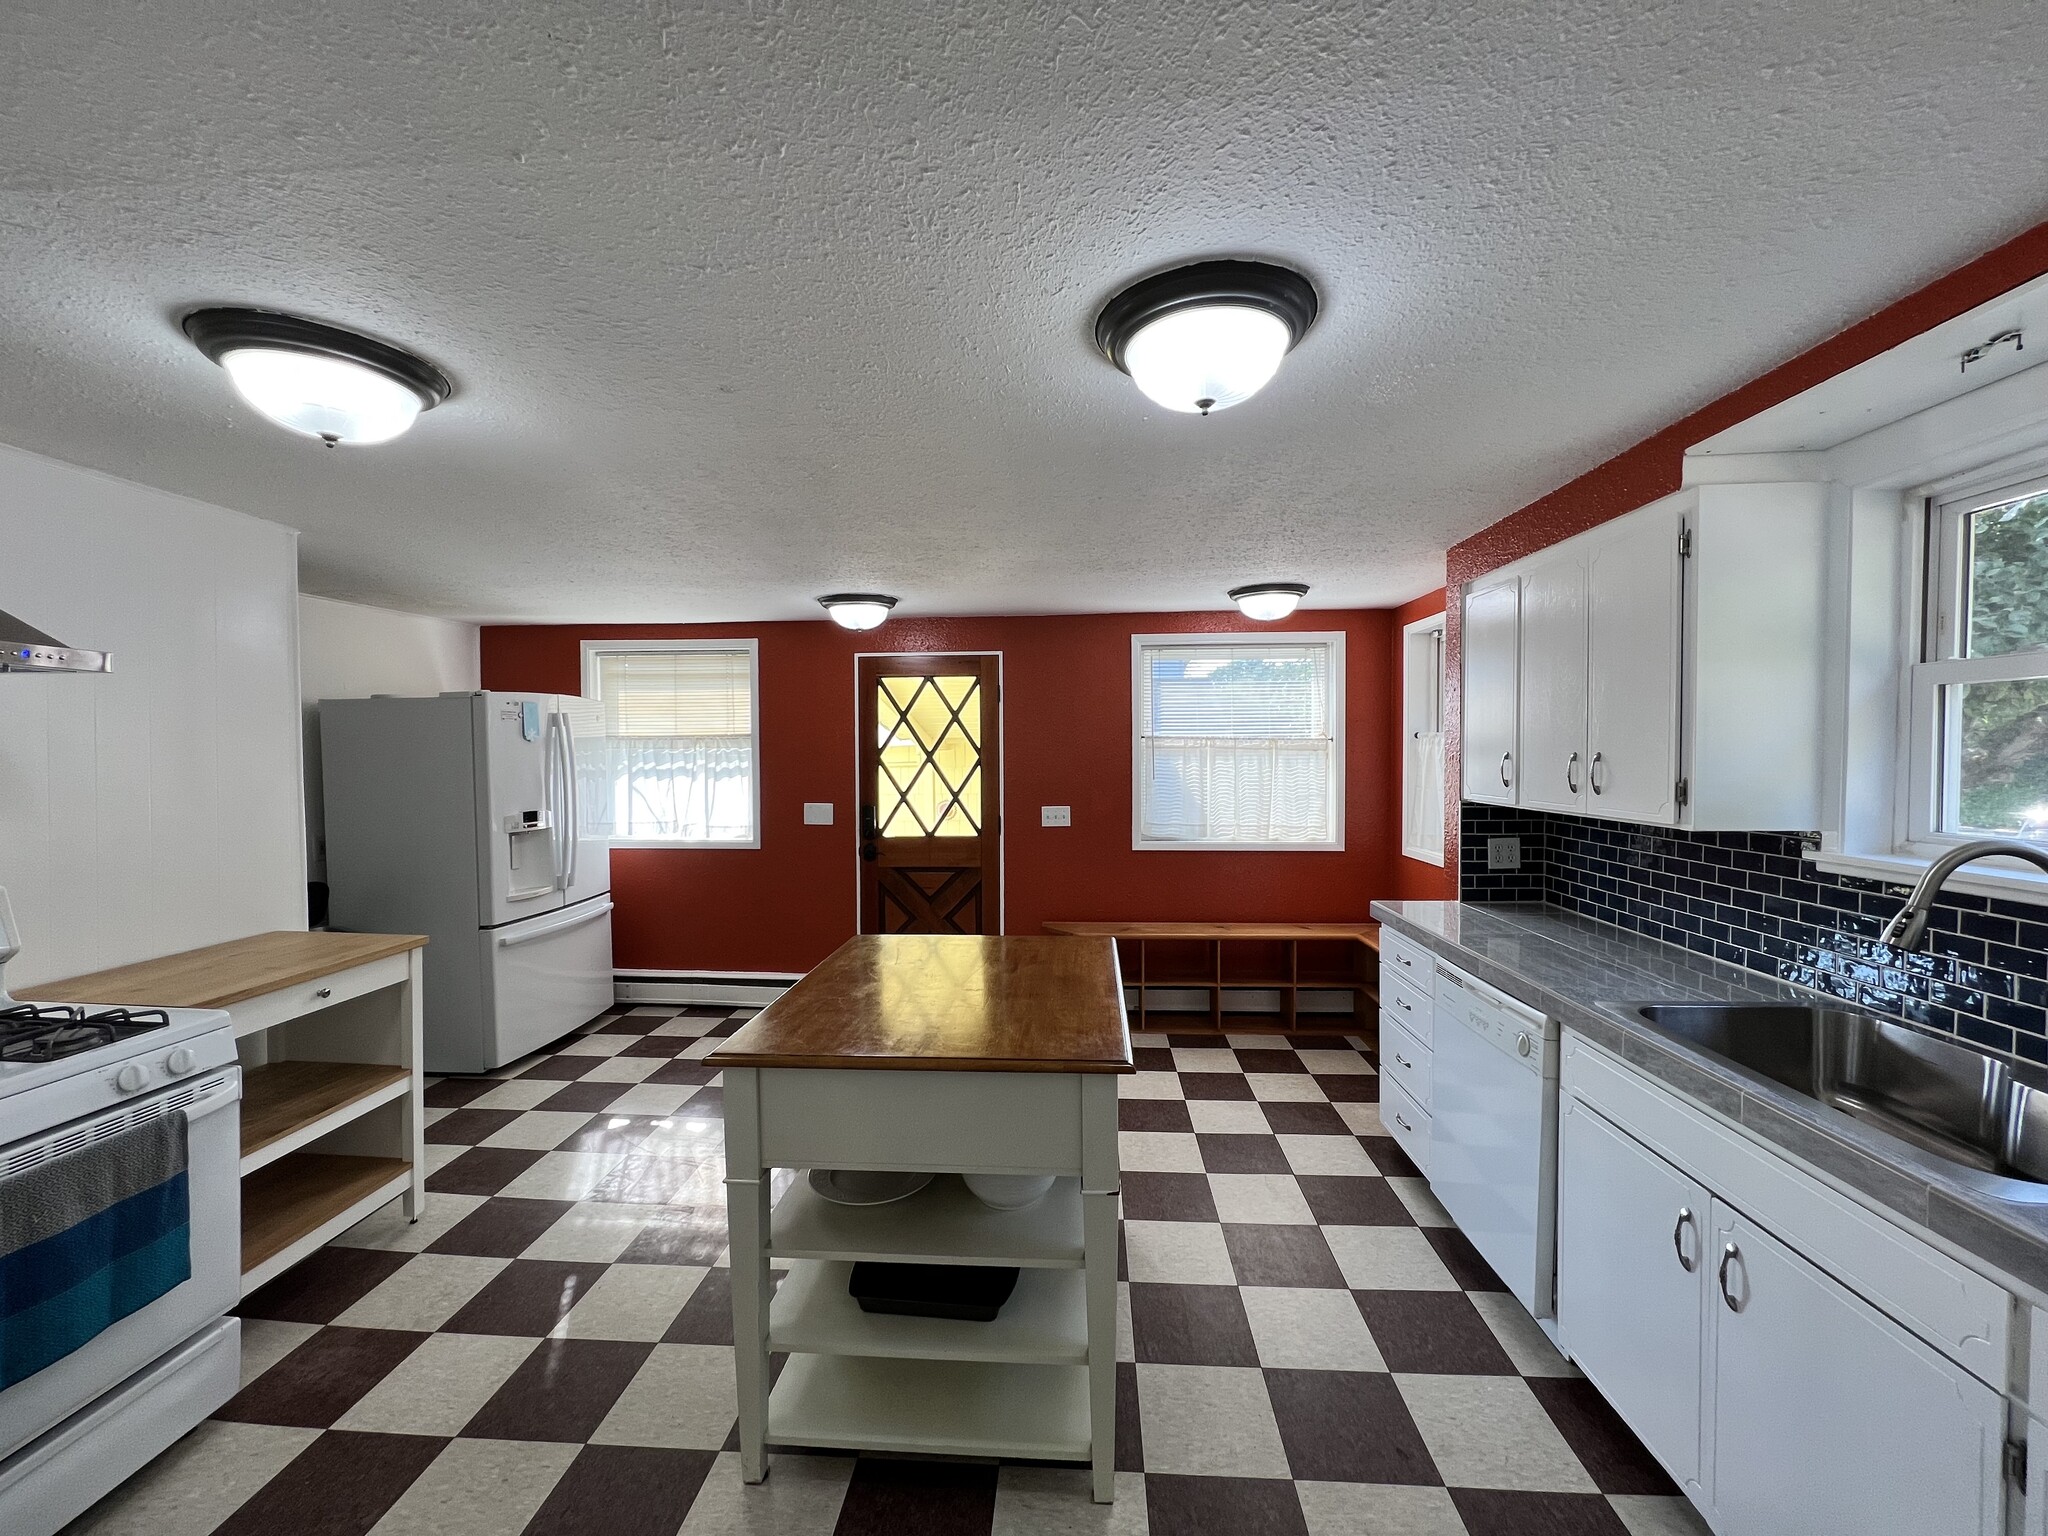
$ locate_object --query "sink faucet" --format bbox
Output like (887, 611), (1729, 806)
(1878, 840), (2048, 951)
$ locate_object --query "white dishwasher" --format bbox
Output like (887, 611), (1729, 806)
(1428, 960), (1560, 1320)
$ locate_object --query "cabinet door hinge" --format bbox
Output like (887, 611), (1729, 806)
(1675, 777), (1690, 809)
(2004, 1436), (2028, 1486)
(1678, 525), (1693, 558)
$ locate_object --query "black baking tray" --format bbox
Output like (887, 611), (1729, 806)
(847, 1261), (1020, 1322)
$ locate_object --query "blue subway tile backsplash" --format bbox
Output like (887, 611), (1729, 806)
(1459, 805), (2048, 1063)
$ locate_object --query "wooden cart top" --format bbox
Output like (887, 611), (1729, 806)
(1042, 921), (1380, 946)
(710, 934), (1133, 1074)
(18, 930), (425, 1009)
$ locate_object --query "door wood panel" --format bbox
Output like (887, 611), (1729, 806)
(858, 655), (1002, 935)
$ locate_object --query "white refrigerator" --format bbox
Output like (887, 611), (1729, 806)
(320, 691), (614, 1073)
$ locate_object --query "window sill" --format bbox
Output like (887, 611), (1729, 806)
(1807, 847), (2048, 907)
(1399, 845), (1447, 868)
(1131, 839), (1347, 854)
(605, 838), (761, 851)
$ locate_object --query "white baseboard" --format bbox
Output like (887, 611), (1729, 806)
(615, 970), (799, 1007)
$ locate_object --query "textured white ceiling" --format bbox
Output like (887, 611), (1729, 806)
(0, 2), (2043, 623)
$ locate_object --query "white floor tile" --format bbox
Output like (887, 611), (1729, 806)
(1117, 1131), (1204, 1173)
(577, 1055), (666, 1083)
(1133, 1363), (1290, 1478)
(1240, 1286), (1386, 1371)
(554, 1034), (631, 1057)
(480, 1110), (599, 1151)
(367, 1438), (579, 1536)
(1122, 1220), (1236, 1284)
(64, 1420), (320, 1536)
(236, 1318), (318, 1387)
(520, 1204), (653, 1263)
(1246, 1073), (1327, 1102)
(1117, 1072), (1185, 1100)
(1207, 1173), (1315, 1225)
(1278, 1134), (1379, 1175)
(591, 1342), (738, 1449)
(496, 1150), (627, 1201)
(1187, 1100), (1271, 1133)
(605, 1083), (698, 1116)
(1322, 1226), (1459, 1291)
(993, 1467), (1149, 1533)
(1334, 1102), (1384, 1136)
(1294, 1481), (1466, 1535)
(1468, 1292), (1579, 1377)
(1395, 1373), (1599, 1492)
(338, 1333), (538, 1435)
(466, 1079), (566, 1112)
(1389, 1176), (1454, 1228)
(334, 1254), (509, 1332)
(1294, 1049), (1374, 1075)
(678, 1450), (854, 1535)
(1170, 1048), (1242, 1073)
(1609, 1494), (1715, 1535)
(550, 1263), (707, 1341)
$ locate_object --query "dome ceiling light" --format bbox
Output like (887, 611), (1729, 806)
(1094, 260), (1319, 416)
(1229, 582), (1309, 621)
(182, 308), (452, 445)
(818, 593), (898, 631)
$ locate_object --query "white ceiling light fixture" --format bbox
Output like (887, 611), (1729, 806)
(1095, 260), (1319, 416)
(182, 308), (452, 445)
(1230, 582), (1309, 621)
(818, 593), (898, 631)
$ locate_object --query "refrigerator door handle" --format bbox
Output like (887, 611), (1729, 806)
(496, 899), (614, 947)
(544, 713), (567, 892)
(559, 707), (581, 889)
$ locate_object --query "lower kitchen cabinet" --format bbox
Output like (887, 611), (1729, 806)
(1556, 1095), (1708, 1489)
(1705, 1204), (2005, 1536)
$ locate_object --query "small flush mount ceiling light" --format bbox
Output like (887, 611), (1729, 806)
(1229, 582), (1309, 622)
(818, 593), (898, 631)
(1095, 259), (1318, 416)
(182, 307), (452, 445)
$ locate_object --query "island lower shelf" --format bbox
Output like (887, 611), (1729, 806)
(771, 1258), (1088, 1364)
(770, 1174), (1085, 1269)
(768, 1354), (1092, 1461)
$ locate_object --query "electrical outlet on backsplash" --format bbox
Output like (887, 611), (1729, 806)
(1457, 804), (2048, 1064)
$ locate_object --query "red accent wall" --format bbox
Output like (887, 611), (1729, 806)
(1387, 589), (1457, 901)
(483, 610), (1400, 974)
(1436, 213), (2048, 874)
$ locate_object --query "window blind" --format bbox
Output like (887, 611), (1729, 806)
(597, 649), (753, 738)
(589, 647), (757, 842)
(1137, 641), (1337, 845)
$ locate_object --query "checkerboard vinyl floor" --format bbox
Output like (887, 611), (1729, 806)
(66, 1007), (1709, 1536)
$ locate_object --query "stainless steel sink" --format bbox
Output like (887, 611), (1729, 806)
(1632, 1002), (2048, 1184)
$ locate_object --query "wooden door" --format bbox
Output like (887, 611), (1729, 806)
(1461, 578), (1520, 804)
(858, 655), (1001, 935)
(1516, 548), (1589, 814)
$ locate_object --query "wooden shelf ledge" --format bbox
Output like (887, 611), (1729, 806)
(241, 1060), (411, 1171)
(242, 1152), (410, 1276)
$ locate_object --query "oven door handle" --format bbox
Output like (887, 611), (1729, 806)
(179, 1070), (241, 1124)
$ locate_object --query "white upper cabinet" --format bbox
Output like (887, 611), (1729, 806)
(1458, 481), (1827, 830)
(1461, 577), (1520, 806)
(1516, 549), (1590, 814)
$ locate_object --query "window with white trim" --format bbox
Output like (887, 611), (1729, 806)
(581, 641), (760, 846)
(1401, 615), (1447, 863)
(1911, 472), (2048, 845)
(1132, 633), (1344, 850)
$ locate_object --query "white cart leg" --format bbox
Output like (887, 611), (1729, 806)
(1080, 1073), (1120, 1503)
(401, 949), (426, 1221)
(724, 1068), (772, 1483)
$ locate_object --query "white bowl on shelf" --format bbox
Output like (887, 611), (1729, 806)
(807, 1169), (935, 1206)
(962, 1173), (1056, 1211)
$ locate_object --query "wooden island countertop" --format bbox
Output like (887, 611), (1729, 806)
(709, 934), (1133, 1074)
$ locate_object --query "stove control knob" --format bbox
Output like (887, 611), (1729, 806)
(166, 1047), (196, 1076)
(115, 1062), (148, 1094)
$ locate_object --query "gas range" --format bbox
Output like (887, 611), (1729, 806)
(2, 1003), (175, 1063)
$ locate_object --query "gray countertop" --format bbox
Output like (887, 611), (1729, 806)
(1369, 900), (2048, 1299)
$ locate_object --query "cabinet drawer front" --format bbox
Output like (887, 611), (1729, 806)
(755, 1069), (1088, 1176)
(1378, 968), (1432, 1044)
(1378, 1013), (1432, 1109)
(225, 953), (411, 1038)
(1381, 1072), (1430, 1177)
(1379, 930), (1433, 990)
(1563, 1031), (2009, 1386)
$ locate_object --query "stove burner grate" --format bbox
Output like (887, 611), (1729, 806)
(0, 1003), (174, 1063)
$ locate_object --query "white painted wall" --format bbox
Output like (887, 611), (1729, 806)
(0, 444), (304, 988)
(298, 595), (480, 880)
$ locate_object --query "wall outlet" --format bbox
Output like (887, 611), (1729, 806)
(1487, 836), (1522, 871)
(1041, 805), (1072, 827)
(803, 802), (835, 825)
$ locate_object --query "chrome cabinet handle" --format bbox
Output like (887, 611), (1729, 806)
(1393, 1112), (1412, 1133)
(1393, 1051), (1411, 1070)
(1672, 1207), (1697, 1272)
(1718, 1242), (1743, 1311)
(1395, 994), (1411, 1012)
(1499, 751), (1512, 788)
(314, 987), (333, 1000)
(1567, 751), (1580, 794)
(1590, 750), (1605, 796)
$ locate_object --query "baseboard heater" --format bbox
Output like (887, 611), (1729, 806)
(615, 971), (799, 1007)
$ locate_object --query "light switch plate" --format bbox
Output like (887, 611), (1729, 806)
(1487, 836), (1521, 870)
(1041, 805), (1072, 827)
(803, 802), (835, 825)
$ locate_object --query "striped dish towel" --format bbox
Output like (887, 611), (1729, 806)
(0, 1111), (192, 1388)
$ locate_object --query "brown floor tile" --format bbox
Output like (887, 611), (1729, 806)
(460, 1337), (654, 1441)
(615, 1035), (686, 1058)
(662, 1266), (733, 1342)
(1116, 1360), (1144, 1473)
(1264, 1369), (1441, 1485)
(1353, 1290), (1516, 1374)
(1164, 1033), (1221, 1047)
(1222, 1224), (1347, 1288)
(238, 1245), (412, 1324)
(1314, 1075), (1380, 1102)
(517, 1054), (599, 1081)
(1424, 1225), (1510, 1291)
(1527, 1377), (1679, 1495)
(1120, 1098), (1194, 1132)
(1450, 1488), (1633, 1535)
(1120, 1172), (1219, 1222)
(594, 1015), (666, 1035)
(1237, 1049), (1310, 1074)
(522, 1444), (718, 1536)
(643, 1058), (718, 1085)
(1360, 1134), (1420, 1177)
(216, 1326), (428, 1428)
(1128, 1282), (1259, 1366)
(1261, 1101), (1352, 1135)
(1142, 1473), (1309, 1535)
(1297, 1174), (1413, 1226)
(1179, 1072), (1255, 1101)
(536, 1080), (632, 1112)
(1198, 1133), (1292, 1173)
(426, 1196), (577, 1258)
(441, 1258), (612, 1336)
(556, 1114), (673, 1155)
(426, 1146), (546, 1196)
(832, 1454), (998, 1535)
(1286, 1033), (1358, 1049)
(1132, 1046), (1176, 1072)
(425, 1108), (524, 1145)
(211, 1430), (446, 1536)
(423, 1077), (500, 1109)
(619, 1205), (730, 1264)
(684, 1086), (725, 1116)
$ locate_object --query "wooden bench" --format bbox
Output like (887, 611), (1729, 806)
(1041, 922), (1379, 1034)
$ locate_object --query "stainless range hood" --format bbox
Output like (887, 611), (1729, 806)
(0, 606), (110, 673)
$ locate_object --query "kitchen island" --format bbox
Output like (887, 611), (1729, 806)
(709, 933), (1132, 1501)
